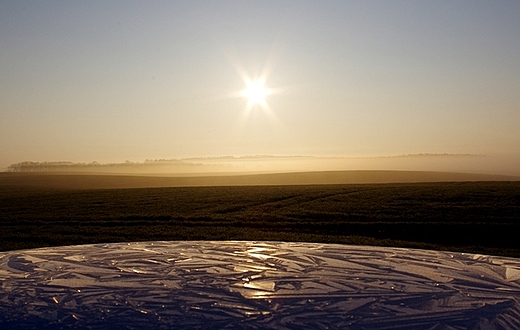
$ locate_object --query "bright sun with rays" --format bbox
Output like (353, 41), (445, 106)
(228, 55), (284, 122)
(244, 81), (267, 105)
(241, 79), (270, 109)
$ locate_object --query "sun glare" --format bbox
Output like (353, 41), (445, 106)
(227, 50), (284, 125)
(242, 79), (269, 108)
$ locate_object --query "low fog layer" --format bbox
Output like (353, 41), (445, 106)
(5, 154), (520, 177)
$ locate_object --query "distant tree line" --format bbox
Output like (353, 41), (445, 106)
(395, 153), (481, 158)
(6, 159), (198, 172)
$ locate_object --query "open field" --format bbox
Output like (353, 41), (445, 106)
(1, 170), (518, 190)
(1, 172), (519, 257)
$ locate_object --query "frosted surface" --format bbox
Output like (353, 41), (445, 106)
(1, 241), (519, 329)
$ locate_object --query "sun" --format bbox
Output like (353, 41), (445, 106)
(241, 79), (270, 109)
(226, 51), (284, 121)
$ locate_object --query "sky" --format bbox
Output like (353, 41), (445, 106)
(1, 1), (519, 174)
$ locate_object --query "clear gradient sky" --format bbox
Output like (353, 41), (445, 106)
(1, 1), (519, 173)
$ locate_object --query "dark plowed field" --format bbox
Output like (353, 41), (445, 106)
(1, 179), (519, 257)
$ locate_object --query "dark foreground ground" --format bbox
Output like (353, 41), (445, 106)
(1, 173), (519, 257)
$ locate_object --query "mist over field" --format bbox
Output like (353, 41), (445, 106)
(5, 153), (520, 178)
(176, 154), (520, 177)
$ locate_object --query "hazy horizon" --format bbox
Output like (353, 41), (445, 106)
(4, 153), (520, 178)
(2, 1), (519, 175)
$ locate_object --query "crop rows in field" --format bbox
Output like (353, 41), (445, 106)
(1, 181), (519, 256)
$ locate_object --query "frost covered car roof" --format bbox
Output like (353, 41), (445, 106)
(1, 241), (519, 329)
